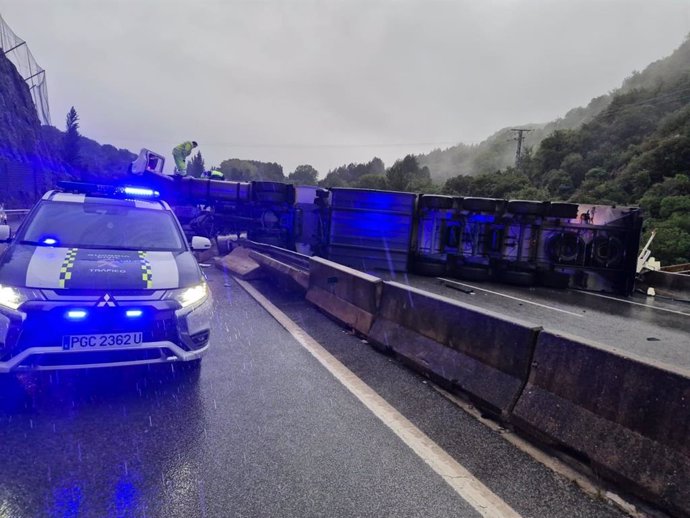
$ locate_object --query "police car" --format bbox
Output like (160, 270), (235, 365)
(0, 183), (213, 373)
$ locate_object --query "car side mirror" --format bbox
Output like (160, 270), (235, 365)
(0, 225), (11, 243)
(191, 236), (212, 251)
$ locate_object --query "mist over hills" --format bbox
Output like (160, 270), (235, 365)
(419, 36), (690, 182)
(437, 36), (690, 264)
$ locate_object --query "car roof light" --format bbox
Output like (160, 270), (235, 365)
(122, 187), (160, 198)
(42, 238), (57, 245)
(56, 181), (160, 200)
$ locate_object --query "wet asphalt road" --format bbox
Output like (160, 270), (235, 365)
(377, 271), (690, 370)
(0, 267), (628, 518)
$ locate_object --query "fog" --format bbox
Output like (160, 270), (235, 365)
(1, 0), (688, 175)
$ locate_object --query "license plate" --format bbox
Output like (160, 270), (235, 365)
(62, 332), (144, 350)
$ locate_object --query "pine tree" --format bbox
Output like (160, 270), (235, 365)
(63, 106), (81, 166)
(187, 151), (206, 178)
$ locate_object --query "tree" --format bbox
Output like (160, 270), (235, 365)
(443, 174), (474, 196)
(220, 159), (255, 181)
(543, 169), (574, 199)
(187, 151), (205, 178)
(354, 174), (387, 189)
(288, 164), (319, 185)
(386, 155), (430, 192)
(63, 106), (81, 166)
(318, 157), (386, 188)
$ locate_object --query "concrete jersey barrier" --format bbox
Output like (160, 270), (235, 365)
(368, 281), (541, 418)
(306, 256), (382, 336)
(249, 250), (309, 293)
(511, 330), (690, 517)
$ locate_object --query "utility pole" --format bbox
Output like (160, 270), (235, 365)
(510, 128), (533, 168)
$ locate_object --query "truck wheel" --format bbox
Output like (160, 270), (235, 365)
(591, 235), (624, 268)
(546, 232), (583, 264)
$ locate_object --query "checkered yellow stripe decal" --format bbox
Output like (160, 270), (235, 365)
(138, 251), (153, 289)
(58, 248), (79, 288)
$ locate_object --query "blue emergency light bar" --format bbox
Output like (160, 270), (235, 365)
(122, 187), (159, 198)
(57, 181), (160, 200)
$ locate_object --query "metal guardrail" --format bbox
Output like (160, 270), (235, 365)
(238, 239), (311, 272)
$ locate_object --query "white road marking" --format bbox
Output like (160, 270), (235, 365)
(578, 290), (690, 317)
(438, 278), (584, 318)
(235, 277), (522, 518)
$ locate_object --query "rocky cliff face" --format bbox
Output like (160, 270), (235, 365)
(0, 51), (43, 161)
(0, 52), (136, 207)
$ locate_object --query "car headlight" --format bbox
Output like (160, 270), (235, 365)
(169, 283), (208, 309)
(0, 285), (41, 310)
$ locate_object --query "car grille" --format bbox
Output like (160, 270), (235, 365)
(2, 307), (180, 361)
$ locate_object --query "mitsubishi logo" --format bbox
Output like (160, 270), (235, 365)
(96, 294), (117, 308)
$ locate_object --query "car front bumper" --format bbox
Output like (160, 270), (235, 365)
(0, 291), (213, 372)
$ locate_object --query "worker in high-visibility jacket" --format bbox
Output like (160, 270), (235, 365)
(201, 169), (225, 180)
(172, 141), (198, 175)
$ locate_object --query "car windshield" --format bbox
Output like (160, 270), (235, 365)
(19, 200), (185, 251)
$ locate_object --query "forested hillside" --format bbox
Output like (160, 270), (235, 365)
(443, 36), (690, 264)
(419, 94), (612, 182)
(420, 36), (690, 183)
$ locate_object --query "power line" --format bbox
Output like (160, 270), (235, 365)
(509, 128), (533, 168)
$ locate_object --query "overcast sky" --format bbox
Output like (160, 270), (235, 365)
(2, 0), (689, 176)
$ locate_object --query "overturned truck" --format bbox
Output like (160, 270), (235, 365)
(131, 149), (643, 295)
